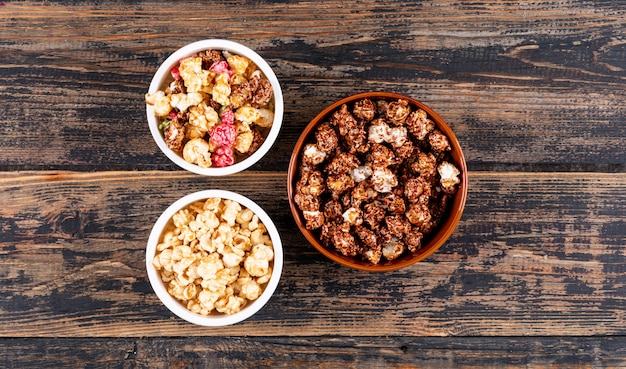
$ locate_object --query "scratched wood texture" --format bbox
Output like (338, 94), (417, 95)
(2, 337), (626, 369)
(1, 0), (625, 367)
(1, 1), (624, 172)
(1, 171), (625, 364)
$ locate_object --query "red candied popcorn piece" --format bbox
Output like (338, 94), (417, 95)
(210, 122), (236, 148)
(212, 146), (235, 167)
(171, 66), (180, 80)
(220, 109), (235, 126)
(209, 61), (232, 79)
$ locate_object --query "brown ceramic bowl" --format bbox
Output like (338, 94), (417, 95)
(287, 92), (468, 272)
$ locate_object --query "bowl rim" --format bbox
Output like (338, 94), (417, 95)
(146, 189), (283, 326)
(146, 39), (284, 176)
(287, 91), (468, 272)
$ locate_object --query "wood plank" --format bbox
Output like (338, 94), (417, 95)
(1, 336), (625, 368)
(0, 171), (624, 337)
(0, 1), (625, 171)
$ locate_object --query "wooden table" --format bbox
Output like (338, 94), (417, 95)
(1, 1), (625, 367)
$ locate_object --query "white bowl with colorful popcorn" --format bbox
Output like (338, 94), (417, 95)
(146, 190), (283, 326)
(145, 39), (284, 176)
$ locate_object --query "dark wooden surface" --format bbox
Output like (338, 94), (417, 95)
(1, 1), (625, 368)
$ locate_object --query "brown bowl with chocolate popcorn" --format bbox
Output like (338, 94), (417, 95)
(287, 92), (467, 272)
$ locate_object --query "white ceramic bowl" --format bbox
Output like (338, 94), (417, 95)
(146, 39), (284, 176)
(146, 190), (283, 326)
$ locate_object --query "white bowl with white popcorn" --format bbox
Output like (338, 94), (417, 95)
(146, 190), (283, 326)
(146, 39), (284, 176)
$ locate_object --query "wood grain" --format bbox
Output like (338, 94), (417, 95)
(1, 171), (624, 338)
(0, 1), (625, 171)
(1, 1), (625, 366)
(1, 336), (626, 368)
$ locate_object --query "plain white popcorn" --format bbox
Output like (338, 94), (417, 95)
(152, 197), (274, 315)
(170, 92), (205, 113)
(437, 161), (461, 193)
(182, 138), (212, 168)
(367, 121), (407, 148)
(145, 90), (172, 117)
(350, 164), (372, 183)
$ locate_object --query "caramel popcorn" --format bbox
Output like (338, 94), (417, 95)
(294, 98), (461, 264)
(152, 198), (275, 315)
(146, 49), (275, 168)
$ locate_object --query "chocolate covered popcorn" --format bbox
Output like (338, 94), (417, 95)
(294, 98), (461, 264)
